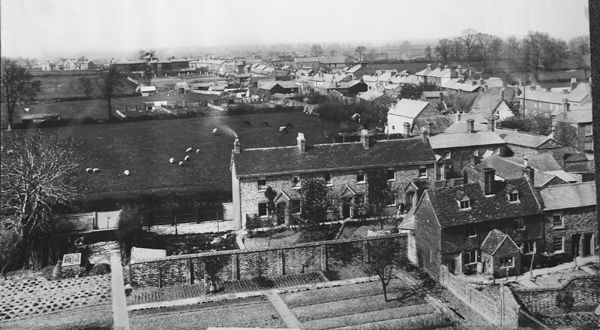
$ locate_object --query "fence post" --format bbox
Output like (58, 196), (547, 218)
(171, 208), (174, 226)
(174, 216), (178, 235)
(196, 205), (200, 224)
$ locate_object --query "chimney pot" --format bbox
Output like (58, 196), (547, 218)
(522, 166), (534, 183)
(456, 112), (462, 121)
(467, 119), (475, 133)
(360, 129), (370, 149)
(523, 157), (528, 167)
(487, 118), (495, 132)
(297, 132), (306, 153)
(421, 126), (429, 143)
(563, 98), (570, 112)
(234, 139), (241, 153)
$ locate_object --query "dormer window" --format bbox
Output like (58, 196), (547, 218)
(418, 166), (427, 178)
(292, 175), (301, 188)
(456, 190), (471, 210)
(508, 192), (519, 202)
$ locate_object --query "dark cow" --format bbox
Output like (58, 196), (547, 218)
(243, 121), (252, 127)
(285, 123), (294, 129)
(261, 121), (270, 127)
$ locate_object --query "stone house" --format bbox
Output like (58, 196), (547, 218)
(346, 63), (375, 80)
(539, 181), (597, 261)
(496, 128), (565, 168)
(480, 229), (522, 277)
(411, 169), (543, 278)
(553, 107), (593, 154)
(386, 99), (445, 136)
(469, 87), (517, 121)
(428, 119), (507, 178)
(230, 131), (437, 229)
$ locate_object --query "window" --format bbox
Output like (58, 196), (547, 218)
(292, 175), (301, 188)
(585, 124), (593, 136)
(584, 142), (593, 151)
(323, 172), (332, 185)
(462, 250), (478, 265)
(418, 166), (427, 178)
(553, 236), (564, 253)
(290, 200), (301, 214)
(459, 199), (471, 210)
(356, 173), (365, 183)
(386, 169), (395, 181)
(354, 194), (365, 205)
(499, 257), (514, 268)
(508, 192), (519, 202)
(465, 226), (477, 238)
(392, 125), (395, 130)
(552, 213), (563, 227)
(387, 191), (396, 206)
(513, 218), (525, 230)
(258, 203), (268, 217)
(522, 241), (536, 254)
(257, 178), (267, 191)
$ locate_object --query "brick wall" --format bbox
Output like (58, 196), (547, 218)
(130, 233), (406, 288)
(542, 206), (597, 259)
(512, 276), (600, 314)
(439, 265), (520, 328)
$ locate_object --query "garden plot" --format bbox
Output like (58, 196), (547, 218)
(282, 281), (448, 330)
(0, 274), (111, 321)
(129, 296), (285, 330)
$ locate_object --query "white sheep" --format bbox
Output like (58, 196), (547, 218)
(184, 155), (190, 161)
(124, 170), (130, 176)
(212, 128), (218, 134)
(92, 168), (100, 173)
(169, 158), (175, 164)
(196, 149), (200, 153)
(86, 168), (92, 173)
(186, 147), (192, 153)
(178, 161), (184, 166)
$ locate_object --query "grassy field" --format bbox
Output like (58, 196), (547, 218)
(34, 74), (136, 100)
(1, 304), (112, 330)
(1, 112), (341, 204)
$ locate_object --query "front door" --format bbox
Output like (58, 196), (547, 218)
(342, 198), (351, 219)
(572, 234), (581, 258)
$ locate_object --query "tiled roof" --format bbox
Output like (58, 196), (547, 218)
(496, 129), (554, 148)
(481, 229), (518, 255)
(539, 181), (596, 210)
(233, 137), (436, 178)
(424, 177), (542, 227)
(430, 124), (505, 149)
(567, 82), (590, 103)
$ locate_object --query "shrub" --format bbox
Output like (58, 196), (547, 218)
(116, 204), (144, 263)
(89, 263), (111, 275)
(52, 260), (63, 279)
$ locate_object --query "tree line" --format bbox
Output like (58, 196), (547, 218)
(434, 28), (590, 79)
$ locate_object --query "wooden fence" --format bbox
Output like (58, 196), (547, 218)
(142, 205), (224, 226)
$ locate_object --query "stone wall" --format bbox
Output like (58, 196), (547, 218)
(439, 265), (520, 328)
(130, 233), (406, 288)
(511, 276), (600, 314)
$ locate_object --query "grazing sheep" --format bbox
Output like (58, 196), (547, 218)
(186, 147), (193, 153)
(92, 168), (100, 173)
(212, 128), (218, 135)
(169, 158), (175, 164)
(86, 168), (93, 173)
(124, 170), (130, 176)
(184, 155), (190, 161)
(279, 126), (288, 133)
(196, 149), (200, 153)
(178, 161), (184, 166)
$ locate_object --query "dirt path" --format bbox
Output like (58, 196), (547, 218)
(265, 292), (303, 329)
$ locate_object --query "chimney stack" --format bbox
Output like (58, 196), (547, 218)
(403, 122), (411, 137)
(563, 98), (570, 112)
(523, 157), (528, 167)
(500, 87), (505, 101)
(427, 63), (431, 71)
(360, 129), (370, 149)
(482, 168), (496, 195)
(487, 118), (495, 132)
(456, 111), (462, 122)
(570, 78), (577, 92)
(297, 132), (306, 153)
(467, 119), (475, 133)
(421, 126), (429, 143)
(234, 139), (241, 154)
(439, 92), (444, 102)
(522, 166), (534, 183)
(428, 122), (434, 134)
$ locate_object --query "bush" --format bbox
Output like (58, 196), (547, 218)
(52, 260), (63, 279)
(117, 204), (144, 263)
(89, 263), (111, 276)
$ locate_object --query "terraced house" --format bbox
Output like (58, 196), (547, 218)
(230, 130), (437, 229)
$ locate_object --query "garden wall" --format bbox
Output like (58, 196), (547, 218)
(511, 276), (600, 314)
(439, 265), (520, 328)
(130, 233), (406, 288)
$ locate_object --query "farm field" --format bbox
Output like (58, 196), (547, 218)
(129, 296), (285, 330)
(33, 74), (136, 100)
(1, 112), (342, 204)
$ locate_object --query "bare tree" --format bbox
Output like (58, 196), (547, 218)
(435, 39), (453, 65)
(355, 46), (367, 62)
(461, 28), (478, 67)
(424, 46), (432, 62)
(451, 37), (463, 62)
(96, 65), (124, 119)
(363, 238), (405, 302)
(78, 75), (94, 99)
(1, 58), (42, 131)
(569, 35), (590, 78)
(1, 130), (81, 270)
(475, 33), (492, 72)
(504, 36), (521, 72)
(489, 36), (504, 73)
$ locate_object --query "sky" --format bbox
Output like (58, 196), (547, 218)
(1, 0), (590, 58)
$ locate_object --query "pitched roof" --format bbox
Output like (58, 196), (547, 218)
(539, 181), (596, 210)
(474, 155), (566, 188)
(295, 57), (319, 63)
(445, 82), (481, 92)
(544, 170), (578, 183)
(505, 154), (562, 171)
(357, 90), (383, 101)
(389, 74), (418, 85)
(413, 116), (454, 135)
(422, 91), (448, 99)
(481, 229), (519, 255)
(442, 78), (462, 88)
(278, 81), (299, 89)
(496, 129), (556, 148)
(555, 109), (593, 124)
(319, 56), (346, 64)
(347, 64), (363, 73)
(567, 82), (590, 103)
(424, 177), (542, 227)
(429, 124), (506, 149)
(388, 99), (434, 119)
(233, 137), (436, 178)
(470, 88), (505, 116)
(443, 121), (487, 133)
(519, 89), (565, 104)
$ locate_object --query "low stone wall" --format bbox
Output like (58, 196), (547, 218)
(511, 276), (600, 314)
(439, 265), (520, 328)
(130, 234), (406, 288)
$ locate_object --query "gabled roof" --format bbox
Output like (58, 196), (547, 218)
(258, 81), (278, 90)
(416, 65), (433, 76)
(424, 177), (542, 227)
(388, 99), (435, 119)
(278, 81), (299, 89)
(413, 116), (454, 135)
(470, 88), (506, 117)
(504, 154), (562, 172)
(347, 64), (363, 73)
(389, 74), (418, 85)
(544, 170), (578, 183)
(481, 229), (519, 255)
(496, 129), (557, 148)
(539, 181), (596, 210)
(445, 83), (481, 92)
(567, 82), (590, 103)
(442, 78), (462, 88)
(233, 137), (436, 178)
(474, 155), (566, 188)
(519, 89), (565, 104)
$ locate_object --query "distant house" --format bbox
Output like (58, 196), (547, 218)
(518, 86), (566, 116)
(553, 107), (593, 154)
(495, 128), (565, 167)
(41, 61), (58, 71)
(469, 87), (517, 121)
(386, 99), (447, 136)
(566, 79), (592, 106)
(257, 81), (298, 100)
(294, 56), (320, 69)
(539, 181), (597, 260)
(412, 172), (543, 277)
(137, 85), (157, 96)
(346, 63), (375, 80)
(356, 90), (384, 103)
(319, 56), (346, 68)
(112, 60), (148, 72)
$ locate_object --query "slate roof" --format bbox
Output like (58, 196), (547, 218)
(443, 121), (487, 133)
(388, 99), (433, 118)
(474, 155), (566, 187)
(424, 177), (542, 227)
(544, 170), (577, 183)
(357, 90), (383, 101)
(347, 64), (363, 73)
(480, 229), (518, 255)
(496, 129), (556, 148)
(539, 181), (596, 210)
(445, 83), (481, 92)
(278, 81), (299, 89)
(442, 78), (463, 88)
(519, 89), (565, 104)
(413, 116), (454, 135)
(429, 126), (506, 149)
(389, 75), (418, 85)
(555, 109), (593, 124)
(470, 88), (505, 116)
(505, 154), (562, 171)
(567, 82), (590, 103)
(233, 137), (436, 178)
